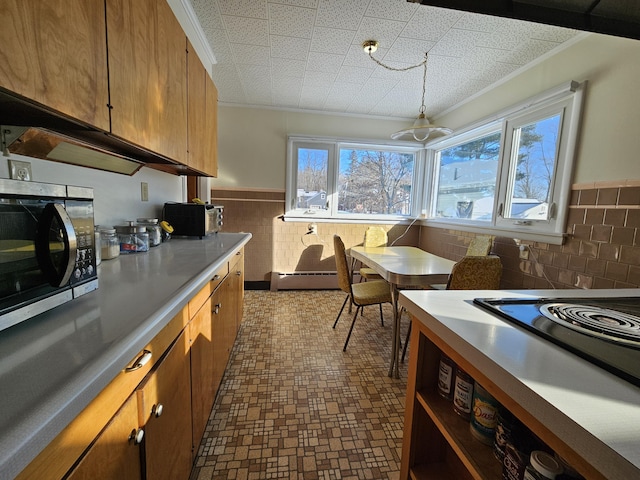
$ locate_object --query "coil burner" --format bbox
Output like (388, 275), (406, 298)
(540, 303), (640, 346)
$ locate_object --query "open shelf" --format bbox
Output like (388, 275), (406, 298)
(411, 389), (503, 479)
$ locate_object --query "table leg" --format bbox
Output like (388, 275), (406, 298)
(388, 285), (401, 379)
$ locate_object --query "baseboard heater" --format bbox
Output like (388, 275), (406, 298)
(271, 271), (361, 291)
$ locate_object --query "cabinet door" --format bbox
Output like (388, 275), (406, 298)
(189, 295), (215, 454)
(203, 73), (218, 177)
(0, 0), (110, 130)
(137, 330), (192, 479)
(106, 0), (187, 164)
(187, 40), (218, 177)
(211, 287), (226, 395)
(65, 395), (142, 480)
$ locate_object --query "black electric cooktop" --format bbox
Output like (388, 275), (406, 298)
(473, 296), (640, 388)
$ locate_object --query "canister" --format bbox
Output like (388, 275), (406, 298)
(453, 367), (474, 419)
(115, 222), (149, 253)
(100, 228), (120, 260)
(470, 382), (499, 445)
(524, 451), (563, 479)
(137, 218), (162, 247)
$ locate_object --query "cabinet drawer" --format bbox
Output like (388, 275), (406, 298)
(188, 263), (229, 318)
(16, 308), (188, 480)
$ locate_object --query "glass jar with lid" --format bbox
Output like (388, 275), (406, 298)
(136, 218), (162, 247)
(100, 228), (120, 260)
(114, 222), (149, 254)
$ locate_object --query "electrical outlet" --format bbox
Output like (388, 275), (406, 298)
(9, 160), (32, 181)
(308, 223), (318, 235)
(519, 245), (529, 260)
(141, 182), (149, 202)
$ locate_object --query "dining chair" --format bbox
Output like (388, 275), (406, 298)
(333, 235), (392, 352)
(358, 226), (388, 281)
(402, 255), (503, 362)
(431, 235), (494, 289)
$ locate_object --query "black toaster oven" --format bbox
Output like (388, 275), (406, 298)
(162, 203), (223, 238)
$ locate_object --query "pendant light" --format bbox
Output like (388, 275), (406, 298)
(363, 40), (451, 142)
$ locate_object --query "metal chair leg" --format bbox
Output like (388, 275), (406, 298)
(333, 295), (349, 328)
(343, 306), (361, 351)
(379, 304), (384, 326)
(402, 317), (412, 363)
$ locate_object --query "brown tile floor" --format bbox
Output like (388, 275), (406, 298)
(190, 290), (409, 480)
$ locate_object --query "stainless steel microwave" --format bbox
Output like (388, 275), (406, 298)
(0, 178), (98, 331)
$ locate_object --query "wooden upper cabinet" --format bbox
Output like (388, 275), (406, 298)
(204, 74), (219, 177)
(106, 0), (188, 164)
(187, 41), (218, 177)
(0, 0), (110, 131)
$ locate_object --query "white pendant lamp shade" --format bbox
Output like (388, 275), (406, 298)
(391, 113), (452, 142)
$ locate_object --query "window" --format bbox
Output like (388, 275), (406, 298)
(427, 81), (585, 242)
(286, 138), (423, 221)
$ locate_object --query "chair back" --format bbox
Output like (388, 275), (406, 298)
(466, 235), (493, 256)
(333, 235), (353, 295)
(364, 226), (388, 247)
(447, 255), (502, 290)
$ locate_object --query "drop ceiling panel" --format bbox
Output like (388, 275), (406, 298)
(190, 0), (588, 121)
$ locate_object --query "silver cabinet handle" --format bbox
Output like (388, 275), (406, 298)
(152, 403), (164, 418)
(129, 428), (144, 445)
(213, 303), (221, 314)
(124, 350), (152, 372)
(213, 274), (220, 281)
(236, 270), (242, 276)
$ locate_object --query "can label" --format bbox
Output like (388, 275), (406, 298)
(470, 383), (498, 445)
(453, 369), (473, 418)
(437, 355), (454, 399)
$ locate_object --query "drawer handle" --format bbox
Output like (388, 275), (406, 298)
(236, 270), (241, 276)
(125, 350), (152, 373)
(129, 428), (144, 445)
(152, 403), (164, 418)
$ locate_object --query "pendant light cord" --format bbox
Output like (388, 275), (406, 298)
(367, 50), (429, 115)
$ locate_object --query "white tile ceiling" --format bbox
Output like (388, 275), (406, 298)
(189, 0), (580, 120)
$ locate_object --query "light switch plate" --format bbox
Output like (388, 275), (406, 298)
(9, 160), (32, 181)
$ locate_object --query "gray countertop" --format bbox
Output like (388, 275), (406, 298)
(0, 232), (251, 480)
(399, 288), (640, 480)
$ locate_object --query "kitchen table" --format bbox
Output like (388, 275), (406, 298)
(349, 246), (455, 378)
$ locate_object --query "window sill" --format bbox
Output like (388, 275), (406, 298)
(422, 218), (567, 245)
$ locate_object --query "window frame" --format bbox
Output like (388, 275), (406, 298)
(424, 80), (585, 244)
(285, 136), (426, 223)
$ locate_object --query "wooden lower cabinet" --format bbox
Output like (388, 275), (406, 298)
(20, 250), (244, 480)
(189, 295), (215, 454)
(65, 395), (142, 480)
(137, 330), (192, 480)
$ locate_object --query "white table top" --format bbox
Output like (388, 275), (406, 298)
(399, 288), (640, 479)
(349, 246), (456, 286)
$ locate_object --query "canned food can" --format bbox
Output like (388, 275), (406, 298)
(470, 382), (499, 445)
(437, 353), (455, 400)
(453, 367), (474, 419)
(494, 407), (517, 462)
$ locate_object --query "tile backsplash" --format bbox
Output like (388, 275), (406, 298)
(215, 181), (639, 290)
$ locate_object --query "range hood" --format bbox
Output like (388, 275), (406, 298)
(0, 89), (198, 176)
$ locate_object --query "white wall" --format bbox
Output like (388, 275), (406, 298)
(0, 154), (184, 228)
(436, 33), (640, 184)
(213, 33), (640, 190)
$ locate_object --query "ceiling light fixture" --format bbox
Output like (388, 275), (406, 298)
(363, 40), (452, 142)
